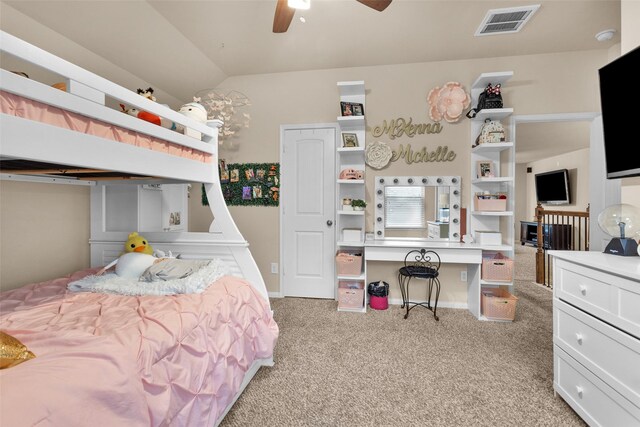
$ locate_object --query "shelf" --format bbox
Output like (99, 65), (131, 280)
(471, 108), (513, 122)
(337, 305), (367, 313)
(472, 142), (514, 153)
(337, 240), (365, 247)
(471, 71), (513, 91)
(337, 80), (365, 97)
(337, 179), (364, 184)
(481, 280), (514, 286)
(337, 115), (365, 129)
(472, 211), (514, 216)
(337, 146), (365, 153)
(338, 210), (365, 215)
(337, 273), (366, 281)
(471, 177), (513, 184)
(477, 244), (514, 252)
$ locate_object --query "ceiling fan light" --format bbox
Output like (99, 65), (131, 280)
(288, 0), (310, 10)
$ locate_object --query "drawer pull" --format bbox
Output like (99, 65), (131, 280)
(575, 333), (583, 345)
(576, 386), (583, 398)
(579, 285), (587, 295)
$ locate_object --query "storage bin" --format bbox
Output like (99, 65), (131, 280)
(481, 288), (518, 320)
(481, 253), (514, 282)
(476, 231), (502, 246)
(342, 228), (362, 242)
(336, 251), (363, 276)
(474, 195), (507, 212)
(338, 281), (365, 309)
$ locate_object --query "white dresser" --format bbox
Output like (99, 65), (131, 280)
(550, 251), (640, 426)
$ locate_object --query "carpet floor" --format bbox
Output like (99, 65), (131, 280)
(221, 246), (586, 427)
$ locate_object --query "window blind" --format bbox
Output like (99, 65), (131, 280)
(385, 186), (425, 228)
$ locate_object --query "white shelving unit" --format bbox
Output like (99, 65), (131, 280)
(468, 71), (516, 321)
(336, 80), (367, 313)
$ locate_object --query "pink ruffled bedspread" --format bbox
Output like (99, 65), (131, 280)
(0, 90), (212, 163)
(0, 268), (279, 426)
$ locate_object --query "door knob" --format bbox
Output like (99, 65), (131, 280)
(327, 220), (333, 226)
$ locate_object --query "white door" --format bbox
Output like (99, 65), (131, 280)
(281, 125), (336, 298)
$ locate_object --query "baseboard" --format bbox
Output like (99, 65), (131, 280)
(268, 291), (284, 298)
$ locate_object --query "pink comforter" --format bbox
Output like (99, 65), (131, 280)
(0, 268), (279, 426)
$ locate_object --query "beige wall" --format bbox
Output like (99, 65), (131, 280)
(210, 49), (609, 297)
(622, 0), (640, 54)
(0, 181), (90, 291)
(0, 48), (611, 299)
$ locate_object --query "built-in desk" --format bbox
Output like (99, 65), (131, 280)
(364, 238), (492, 317)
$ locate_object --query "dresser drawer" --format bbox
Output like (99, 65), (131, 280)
(554, 300), (640, 407)
(553, 258), (640, 338)
(555, 347), (640, 427)
(554, 259), (613, 313)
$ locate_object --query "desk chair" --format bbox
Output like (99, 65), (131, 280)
(397, 249), (442, 321)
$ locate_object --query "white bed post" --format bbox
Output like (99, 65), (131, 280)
(204, 121), (269, 301)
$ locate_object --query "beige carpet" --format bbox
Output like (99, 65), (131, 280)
(221, 245), (585, 426)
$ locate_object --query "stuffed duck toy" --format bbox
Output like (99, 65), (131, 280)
(96, 232), (156, 278)
(124, 232), (154, 255)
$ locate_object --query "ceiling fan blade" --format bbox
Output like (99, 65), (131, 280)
(273, 0), (296, 33)
(356, 0), (392, 12)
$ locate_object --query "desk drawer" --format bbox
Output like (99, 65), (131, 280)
(554, 346), (640, 427)
(555, 301), (640, 407)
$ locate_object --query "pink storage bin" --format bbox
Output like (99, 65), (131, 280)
(474, 195), (507, 211)
(481, 253), (514, 282)
(338, 281), (365, 310)
(336, 251), (363, 276)
(481, 288), (518, 320)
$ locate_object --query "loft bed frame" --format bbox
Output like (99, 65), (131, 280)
(0, 30), (271, 426)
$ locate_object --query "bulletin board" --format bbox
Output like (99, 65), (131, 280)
(202, 161), (280, 207)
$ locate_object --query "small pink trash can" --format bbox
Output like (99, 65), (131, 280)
(367, 281), (390, 310)
(369, 295), (389, 310)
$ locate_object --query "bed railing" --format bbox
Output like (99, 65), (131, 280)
(0, 30), (219, 150)
(535, 202), (590, 287)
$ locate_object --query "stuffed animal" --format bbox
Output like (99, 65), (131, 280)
(178, 100), (207, 123)
(120, 103), (162, 126)
(124, 232), (154, 255)
(137, 87), (157, 102)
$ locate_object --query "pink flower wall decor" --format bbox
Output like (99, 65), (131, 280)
(427, 82), (471, 123)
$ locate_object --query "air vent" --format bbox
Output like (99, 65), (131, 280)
(475, 5), (540, 36)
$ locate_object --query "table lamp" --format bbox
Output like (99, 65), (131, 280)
(597, 204), (640, 256)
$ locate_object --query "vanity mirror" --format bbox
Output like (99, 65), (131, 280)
(374, 176), (461, 240)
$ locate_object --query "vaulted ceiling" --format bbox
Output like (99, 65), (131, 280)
(0, 0), (621, 163)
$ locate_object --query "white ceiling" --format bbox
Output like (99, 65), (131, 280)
(0, 0), (620, 162)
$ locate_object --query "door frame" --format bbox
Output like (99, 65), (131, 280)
(278, 123), (338, 298)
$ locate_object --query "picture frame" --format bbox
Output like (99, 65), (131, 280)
(340, 101), (353, 116)
(477, 160), (495, 178)
(342, 133), (359, 148)
(351, 103), (364, 116)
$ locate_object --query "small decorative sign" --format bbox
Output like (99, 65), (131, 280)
(390, 144), (456, 165)
(371, 117), (443, 140)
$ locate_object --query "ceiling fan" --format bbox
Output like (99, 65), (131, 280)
(273, 0), (392, 33)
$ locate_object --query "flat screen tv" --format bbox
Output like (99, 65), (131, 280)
(535, 169), (571, 205)
(599, 46), (640, 179)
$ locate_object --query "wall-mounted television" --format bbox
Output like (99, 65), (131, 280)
(535, 169), (571, 205)
(599, 46), (640, 179)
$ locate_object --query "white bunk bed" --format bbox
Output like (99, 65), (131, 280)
(0, 31), (276, 426)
